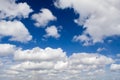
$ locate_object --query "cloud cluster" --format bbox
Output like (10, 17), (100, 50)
(0, 43), (118, 80)
(69, 53), (113, 69)
(0, 0), (120, 80)
(31, 8), (60, 39)
(55, 0), (120, 45)
(0, 0), (33, 43)
(0, 20), (32, 42)
(32, 8), (56, 27)
(0, 0), (33, 19)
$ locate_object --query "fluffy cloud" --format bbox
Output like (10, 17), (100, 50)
(44, 25), (60, 38)
(68, 53), (114, 73)
(32, 8), (56, 27)
(55, 0), (120, 45)
(0, 20), (32, 42)
(0, 44), (118, 80)
(73, 34), (92, 46)
(0, 0), (33, 19)
(10, 46), (114, 80)
(9, 51), (114, 80)
(110, 64), (120, 71)
(0, 44), (17, 56)
(14, 47), (66, 61)
(10, 46), (68, 78)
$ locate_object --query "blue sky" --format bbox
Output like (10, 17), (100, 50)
(3, 0), (120, 55)
(0, 0), (120, 80)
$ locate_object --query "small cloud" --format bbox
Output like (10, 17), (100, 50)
(44, 25), (60, 39)
(31, 8), (56, 27)
(97, 48), (106, 52)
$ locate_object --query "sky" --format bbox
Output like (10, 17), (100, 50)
(0, 0), (120, 80)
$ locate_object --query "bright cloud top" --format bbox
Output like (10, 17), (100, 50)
(0, 20), (32, 42)
(0, 0), (33, 19)
(55, 0), (120, 45)
(14, 47), (66, 61)
(32, 8), (56, 27)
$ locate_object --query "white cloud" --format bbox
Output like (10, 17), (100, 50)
(0, 44), (118, 80)
(0, 44), (17, 56)
(110, 64), (120, 71)
(10, 61), (54, 71)
(10, 51), (114, 80)
(0, 0), (33, 19)
(73, 34), (92, 46)
(14, 47), (66, 61)
(55, 0), (120, 45)
(0, 20), (32, 42)
(69, 53), (114, 72)
(12, 47), (114, 80)
(44, 25), (60, 38)
(54, 61), (68, 70)
(32, 8), (56, 27)
(11, 47), (68, 75)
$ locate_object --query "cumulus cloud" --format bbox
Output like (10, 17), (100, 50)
(0, 0), (33, 19)
(44, 25), (60, 38)
(0, 20), (32, 42)
(8, 46), (114, 80)
(69, 53), (114, 73)
(0, 44), (118, 80)
(32, 8), (56, 27)
(55, 0), (120, 45)
(14, 47), (66, 61)
(0, 44), (17, 56)
(9, 51), (114, 80)
(110, 64), (120, 71)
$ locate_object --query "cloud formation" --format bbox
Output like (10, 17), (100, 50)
(32, 8), (56, 27)
(0, 20), (32, 42)
(55, 0), (120, 45)
(0, 43), (118, 80)
(14, 47), (66, 61)
(44, 25), (60, 38)
(0, 0), (33, 19)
